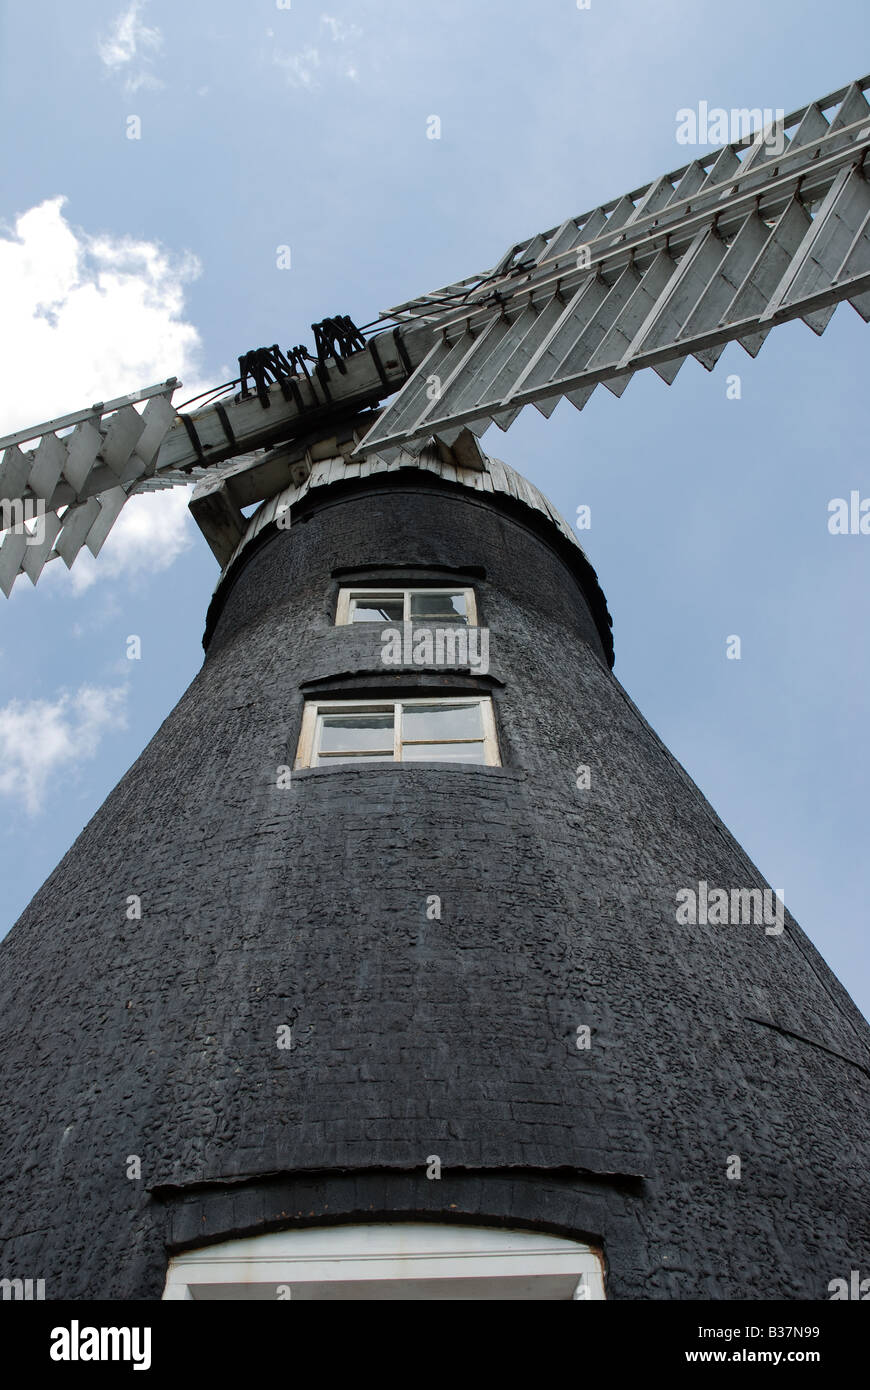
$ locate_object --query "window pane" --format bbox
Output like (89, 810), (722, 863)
(403, 743), (486, 763)
(350, 596), (404, 623)
(402, 702), (483, 742)
(409, 592), (468, 623)
(318, 752), (395, 764)
(320, 712), (394, 753)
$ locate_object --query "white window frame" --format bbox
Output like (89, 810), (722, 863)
(295, 696), (500, 769)
(162, 1223), (606, 1300)
(336, 587), (478, 626)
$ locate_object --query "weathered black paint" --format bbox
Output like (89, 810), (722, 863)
(1, 469), (868, 1300)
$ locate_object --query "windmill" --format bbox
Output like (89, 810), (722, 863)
(2, 75), (869, 590)
(1, 77), (869, 1304)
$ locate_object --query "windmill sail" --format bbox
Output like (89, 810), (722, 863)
(0, 381), (183, 596)
(0, 336), (421, 595)
(2, 74), (868, 593)
(359, 75), (870, 458)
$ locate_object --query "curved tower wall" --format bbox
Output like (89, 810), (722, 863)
(0, 462), (868, 1300)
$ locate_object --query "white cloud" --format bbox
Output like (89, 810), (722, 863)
(321, 15), (362, 43)
(272, 14), (363, 89)
(0, 197), (210, 593)
(0, 198), (205, 435)
(50, 487), (195, 596)
(124, 71), (164, 94)
(0, 684), (128, 815)
(274, 46), (322, 89)
(98, 1), (164, 94)
(98, 0), (161, 68)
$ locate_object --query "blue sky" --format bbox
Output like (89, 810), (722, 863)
(1, 0), (868, 1018)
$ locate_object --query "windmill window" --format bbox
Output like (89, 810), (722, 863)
(336, 588), (476, 626)
(295, 697), (499, 768)
(163, 1224), (606, 1300)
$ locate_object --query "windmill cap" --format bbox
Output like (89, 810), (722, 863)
(196, 444), (614, 665)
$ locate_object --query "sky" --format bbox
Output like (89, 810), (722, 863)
(0, 0), (868, 1018)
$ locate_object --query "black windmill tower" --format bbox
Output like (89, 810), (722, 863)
(1, 78), (869, 1301)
